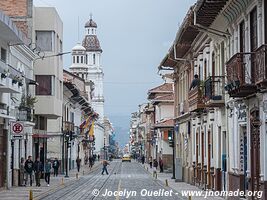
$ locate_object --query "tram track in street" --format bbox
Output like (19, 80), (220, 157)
(39, 161), (121, 200)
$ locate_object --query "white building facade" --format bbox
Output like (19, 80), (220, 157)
(69, 16), (105, 156)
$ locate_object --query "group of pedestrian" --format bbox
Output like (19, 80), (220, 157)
(148, 156), (164, 173)
(20, 156), (60, 187)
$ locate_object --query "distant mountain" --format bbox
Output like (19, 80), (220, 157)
(108, 115), (130, 148)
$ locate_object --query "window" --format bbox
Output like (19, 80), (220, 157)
(240, 21), (245, 52)
(93, 54), (96, 64)
(70, 112), (74, 123)
(250, 7), (258, 82)
(81, 56), (83, 63)
(77, 56), (79, 63)
(34, 115), (47, 130)
(36, 31), (54, 51)
(73, 56), (75, 63)
(0, 48), (7, 63)
(36, 75), (52, 95)
(86, 54), (88, 64)
(250, 8), (258, 51)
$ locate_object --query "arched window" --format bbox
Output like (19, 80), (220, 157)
(93, 54), (96, 64)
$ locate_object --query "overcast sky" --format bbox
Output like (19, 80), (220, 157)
(33, 0), (196, 117)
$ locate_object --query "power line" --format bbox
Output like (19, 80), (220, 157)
(104, 81), (159, 85)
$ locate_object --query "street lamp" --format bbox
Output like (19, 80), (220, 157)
(103, 136), (106, 160)
(64, 131), (71, 178)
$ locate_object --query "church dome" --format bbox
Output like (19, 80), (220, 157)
(82, 35), (102, 52)
(85, 19), (97, 28)
(72, 43), (86, 51)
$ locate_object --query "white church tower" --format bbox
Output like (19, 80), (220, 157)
(70, 16), (104, 121)
(69, 16), (105, 155)
(82, 16), (104, 121)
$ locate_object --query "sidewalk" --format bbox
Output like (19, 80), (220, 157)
(0, 162), (101, 200)
(142, 163), (224, 200)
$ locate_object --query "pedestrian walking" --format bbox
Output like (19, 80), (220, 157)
(97, 154), (100, 161)
(34, 157), (43, 187)
(159, 157), (164, 173)
(153, 159), (158, 170)
(101, 160), (109, 175)
(76, 156), (81, 172)
(44, 159), (51, 186)
(24, 156), (34, 186)
(141, 155), (145, 164)
(19, 157), (25, 186)
(89, 156), (94, 170)
(53, 158), (60, 177)
(149, 156), (153, 168)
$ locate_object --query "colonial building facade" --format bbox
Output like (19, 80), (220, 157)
(131, 0), (267, 199)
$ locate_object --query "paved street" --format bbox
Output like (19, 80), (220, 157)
(39, 160), (183, 200)
(0, 160), (227, 200)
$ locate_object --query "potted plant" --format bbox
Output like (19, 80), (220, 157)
(19, 94), (38, 109)
(1, 69), (8, 79)
(12, 75), (20, 84)
(26, 95), (37, 108)
(18, 80), (23, 87)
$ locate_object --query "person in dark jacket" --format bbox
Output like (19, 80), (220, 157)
(149, 156), (153, 168)
(153, 159), (158, 170)
(44, 159), (52, 186)
(141, 155), (145, 164)
(24, 156), (34, 186)
(53, 158), (60, 177)
(89, 156), (94, 170)
(159, 157), (164, 173)
(101, 160), (110, 175)
(34, 157), (43, 187)
(189, 74), (200, 90)
(76, 156), (81, 172)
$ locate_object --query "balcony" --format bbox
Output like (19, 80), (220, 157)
(0, 61), (22, 93)
(225, 53), (257, 97)
(254, 44), (267, 88)
(63, 121), (74, 132)
(188, 86), (205, 112)
(204, 76), (225, 107)
(17, 107), (34, 122)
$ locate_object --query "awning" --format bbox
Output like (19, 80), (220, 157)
(32, 134), (49, 138)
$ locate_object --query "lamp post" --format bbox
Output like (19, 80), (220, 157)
(64, 131), (71, 178)
(103, 137), (106, 160)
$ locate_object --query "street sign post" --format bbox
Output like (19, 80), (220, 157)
(11, 135), (23, 140)
(11, 121), (24, 140)
(11, 122), (24, 135)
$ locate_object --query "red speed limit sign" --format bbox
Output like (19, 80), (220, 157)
(11, 122), (24, 134)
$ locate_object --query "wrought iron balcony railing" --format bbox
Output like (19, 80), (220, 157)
(225, 53), (257, 97)
(188, 86), (205, 112)
(254, 44), (267, 88)
(204, 76), (225, 107)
